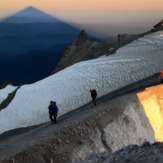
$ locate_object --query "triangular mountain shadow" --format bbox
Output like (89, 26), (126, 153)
(0, 6), (82, 85)
(0, 6), (81, 37)
(2, 6), (60, 23)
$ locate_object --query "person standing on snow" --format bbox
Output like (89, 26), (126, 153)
(90, 89), (97, 106)
(159, 70), (163, 82)
(48, 101), (58, 124)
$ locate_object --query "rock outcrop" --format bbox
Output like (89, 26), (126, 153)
(154, 19), (163, 31)
(80, 142), (163, 163)
(117, 33), (138, 42)
(53, 30), (102, 73)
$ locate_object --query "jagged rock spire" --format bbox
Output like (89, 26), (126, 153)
(75, 30), (89, 45)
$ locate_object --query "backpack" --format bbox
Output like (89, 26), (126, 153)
(49, 104), (58, 113)
(53, 105), (58, 113)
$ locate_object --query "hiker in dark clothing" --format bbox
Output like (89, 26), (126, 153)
(90, 89), (97, 106)
(48, 101), (58, 124)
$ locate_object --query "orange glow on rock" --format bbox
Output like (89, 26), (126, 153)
(137, 84), (163, 142)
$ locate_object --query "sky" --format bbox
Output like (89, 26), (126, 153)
(0, 0), (163, 35)
(0, 30), (163, 134)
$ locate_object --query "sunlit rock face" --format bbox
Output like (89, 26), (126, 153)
(137, 84), (163, 142)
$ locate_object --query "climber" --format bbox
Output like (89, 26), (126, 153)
(48, 101), (58, 124)
(90, 89), (97, 106)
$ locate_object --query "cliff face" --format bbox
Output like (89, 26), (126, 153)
(53, 30), (102, 73)
(0, 94), (155, 163)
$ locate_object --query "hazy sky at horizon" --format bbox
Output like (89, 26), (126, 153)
(0, 0), (163, 35)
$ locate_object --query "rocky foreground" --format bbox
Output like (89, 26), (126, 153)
(79, 142), (163, 163)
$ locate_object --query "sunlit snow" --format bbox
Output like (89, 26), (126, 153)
(0, 31), (163, 134)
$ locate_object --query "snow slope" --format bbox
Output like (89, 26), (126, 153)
(0, 85), (17, 104)
(0, 31), (163, 134)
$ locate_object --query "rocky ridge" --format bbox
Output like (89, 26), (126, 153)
(53, 20), (163, 74)
(53, 30), (103, 73)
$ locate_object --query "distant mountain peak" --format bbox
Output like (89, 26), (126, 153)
(3, 6), (59, 23)
(26, 6), (36, 10)
(19, 6), (45, 14)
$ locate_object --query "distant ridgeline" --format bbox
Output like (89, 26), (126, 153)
(0, 7), (80, 85)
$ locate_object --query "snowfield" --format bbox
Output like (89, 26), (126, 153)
(0, 31), (163, 134)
